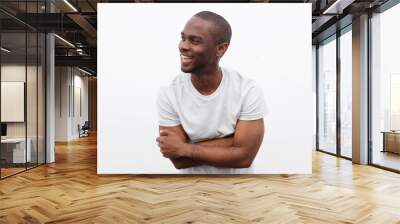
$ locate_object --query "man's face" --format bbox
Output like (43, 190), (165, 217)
(179, 16), (218, 74)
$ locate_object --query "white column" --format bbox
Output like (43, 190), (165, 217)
(352, 14), (369, 164)
(45, 1), (55, 163)
(46, 33), (55, 163)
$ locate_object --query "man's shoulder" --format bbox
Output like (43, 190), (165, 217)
(222, 67), (257, 89)
(158, 72), (189, 95)
(173, 71), (189, 83)
(165, 72), (189, 89)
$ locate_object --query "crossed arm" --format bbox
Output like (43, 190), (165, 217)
(157, 119), (265, 169)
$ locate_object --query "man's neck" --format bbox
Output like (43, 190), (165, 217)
(191, 66), (222, 96)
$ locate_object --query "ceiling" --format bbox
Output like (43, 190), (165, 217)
(0, 0), (394, 75)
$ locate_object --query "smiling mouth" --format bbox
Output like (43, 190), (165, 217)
(180, 54), (194, 65)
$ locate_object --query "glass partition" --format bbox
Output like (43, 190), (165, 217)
(27, 31), (38, 169)
(317, 36), (337, 155)
(371, 4), (400, 171)
(0, 1), (46, 179)
(339, 28), (352, 158)
(1, 31), (28, 177)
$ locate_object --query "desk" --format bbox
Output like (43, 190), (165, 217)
(382, 131), (400, 154)
(1, 138), (31, 163)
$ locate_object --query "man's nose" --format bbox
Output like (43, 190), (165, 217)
(179, 40), (190, 52)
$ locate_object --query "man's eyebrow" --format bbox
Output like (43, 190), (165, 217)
(190, 35), (203, 41)
(181, 32), (203, 41)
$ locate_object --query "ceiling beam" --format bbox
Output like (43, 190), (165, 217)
(55, 55), (96, 69)
(322, 0), (356, 14)
(67, 13), (97, 46)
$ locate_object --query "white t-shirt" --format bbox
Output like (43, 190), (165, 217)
(157, 67), (267, 174)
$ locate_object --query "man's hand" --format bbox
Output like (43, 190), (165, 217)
(157, 125), (201, 169)
(157, 129), (188, 159)
(182, 119), (265, 168)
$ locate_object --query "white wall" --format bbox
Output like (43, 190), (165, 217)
(55, 66), (69, 141)
(1, 82), (24, 122)
(1, 65), (26, 127)
(55, 67), (89, 141)
(72, 72), (89, 138)
(98, 3), (312, 174)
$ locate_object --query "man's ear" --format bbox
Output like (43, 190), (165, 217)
(216, 42), (229, 58)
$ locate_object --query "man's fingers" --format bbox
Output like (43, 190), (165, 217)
(159, 129), (169, 136)
(160, 129), (176, 136)
(160, 147), (170, 158)
(158, 136), (167, 144)
(156, 136), (163, 148)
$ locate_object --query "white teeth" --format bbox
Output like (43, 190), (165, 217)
(181, 55), (193, 59)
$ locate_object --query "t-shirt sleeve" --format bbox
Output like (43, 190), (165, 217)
(239, 84), (267, 120)
(157, 87), (181, 126)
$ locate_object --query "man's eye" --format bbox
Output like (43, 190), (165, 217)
(191, 39), (200, 44)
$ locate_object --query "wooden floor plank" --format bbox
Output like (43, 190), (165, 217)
(1, 134), (400, 223)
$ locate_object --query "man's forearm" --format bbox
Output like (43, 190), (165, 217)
(160, 119), (264, 169)
(183, 144), (252, 168)
(169, 136), (233, 169)
(170, 157), (201, 169)
(194, 134), (234, 147)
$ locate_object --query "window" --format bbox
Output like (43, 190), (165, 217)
(371, 3), (400, 171)
(318, 36), (337, 155)
(339, 28), (352, 158)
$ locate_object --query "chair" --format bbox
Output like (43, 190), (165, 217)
(79, 121), (90, 138)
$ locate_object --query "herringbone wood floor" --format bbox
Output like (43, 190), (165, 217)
(1, 134), (400, 224)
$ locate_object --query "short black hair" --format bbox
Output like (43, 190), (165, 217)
(194, 11), (232, 45)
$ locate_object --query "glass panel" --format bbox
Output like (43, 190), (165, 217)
(0, 1), (46, 178)
(27, 31), (38, 169)
(1, 31), (27, 177)
(26, 0), (39, 170)
(340, 29), (352, 158)
(38, 32), (45, 165)
(371, 4), (400, 171)
(318, 37), (337, 154)
(313, 45), (317, 150)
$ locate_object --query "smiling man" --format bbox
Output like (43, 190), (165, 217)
(156, 11), (267, 174)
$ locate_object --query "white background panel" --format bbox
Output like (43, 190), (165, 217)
(98, 3), (312, 174)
